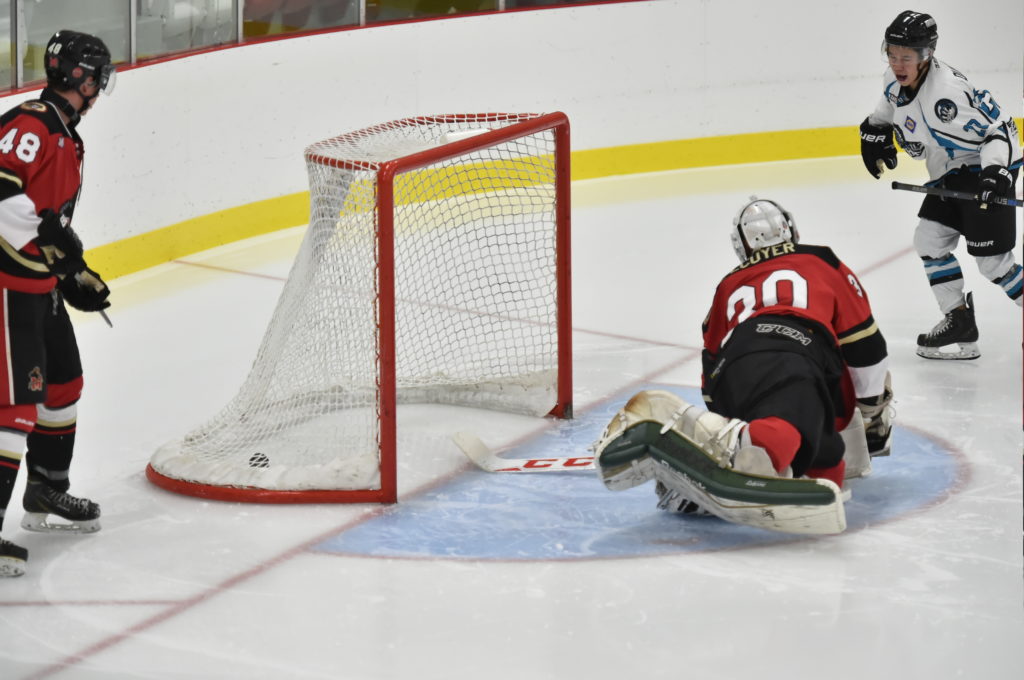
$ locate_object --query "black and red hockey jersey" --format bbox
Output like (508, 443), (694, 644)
(0, 91), (84, 293)
(702, 242), (889, 400)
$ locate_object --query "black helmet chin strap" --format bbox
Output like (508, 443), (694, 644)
(77, 89), (100, 118)
(40, 87), (81, 128)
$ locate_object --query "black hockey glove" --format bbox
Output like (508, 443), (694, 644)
(978, 165), (1013, 209)
(36, 209), (86, 277)
(859, 117), (897, 179)
(57, 266), (111, 312)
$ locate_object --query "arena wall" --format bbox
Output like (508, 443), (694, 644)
(0, 0), (1019, 276)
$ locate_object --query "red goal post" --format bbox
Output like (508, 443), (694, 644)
(147, 112), (572, 503)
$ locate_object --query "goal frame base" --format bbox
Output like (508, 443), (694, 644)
(145, 464), (395, 504)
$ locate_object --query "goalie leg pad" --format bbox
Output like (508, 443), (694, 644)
(593, 390), (688, 490)
(648, 427), (847, 534)
(595, 392), (784, 487)
(840, 409), (872, 479)
(654, 480), (711, 515)
(659, 405), (782, 478)
(856, 371), (894, 457)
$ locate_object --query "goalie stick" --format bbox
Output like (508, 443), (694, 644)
(891, 181), (1023, 208)
(451, 432), (595, 473)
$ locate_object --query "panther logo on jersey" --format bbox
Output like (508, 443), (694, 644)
(934, 99), (957, 123)
(28, 367), (43, 392)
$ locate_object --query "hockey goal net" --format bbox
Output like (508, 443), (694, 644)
(147, 112), (572, 503)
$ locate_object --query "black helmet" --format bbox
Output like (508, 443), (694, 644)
(45, 30), (116, 94)
(884, 11), (938, 53)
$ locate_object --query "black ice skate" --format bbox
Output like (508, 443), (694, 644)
(0, 538), (28, 577)
(21, 480), (101, 533)
(916, 292), (980, 360)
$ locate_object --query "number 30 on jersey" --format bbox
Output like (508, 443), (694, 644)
(725, 267), (866, 327)
(726, 269), (809, 325)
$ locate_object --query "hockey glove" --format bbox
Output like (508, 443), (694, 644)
(856, 372), (893, 457)
(57, 266), (111, 312)
(978, 165), (1013, 209)
(859, 117), (897, 179)
(36, 209), (86, 277)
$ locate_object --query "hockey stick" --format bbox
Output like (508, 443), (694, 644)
(891, 181), (1023, 208)
(451, 431), (595, 473)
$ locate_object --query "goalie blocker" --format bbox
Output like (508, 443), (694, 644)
(593, 390), (847, 535)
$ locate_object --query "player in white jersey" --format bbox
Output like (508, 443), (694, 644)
(859, 10), (1022, 360)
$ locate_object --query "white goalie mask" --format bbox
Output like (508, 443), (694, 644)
(731, 197), (799, 262)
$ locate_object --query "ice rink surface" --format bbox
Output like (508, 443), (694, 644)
(1, 157), (1021, 679)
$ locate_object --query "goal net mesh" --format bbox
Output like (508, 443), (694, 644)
(148, 113), (568, 500)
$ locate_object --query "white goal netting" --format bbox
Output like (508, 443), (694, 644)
(148, 113), (571, 502)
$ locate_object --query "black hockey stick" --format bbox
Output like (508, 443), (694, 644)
(891, 181), (1023, 208)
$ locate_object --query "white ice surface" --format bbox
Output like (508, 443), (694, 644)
(0, 157), (1020, 679)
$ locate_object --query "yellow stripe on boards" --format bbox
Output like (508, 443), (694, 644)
(87, 192), (309, 280)
(87, 119), (1024, 280)
(571, 125), (861, 180)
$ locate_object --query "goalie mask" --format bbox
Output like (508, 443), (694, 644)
(731, 197), (798, 262)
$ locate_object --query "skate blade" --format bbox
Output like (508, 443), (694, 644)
(20, 513), (101, 534)
(916, 342), (980, 360)
(0, 557), (27, 577)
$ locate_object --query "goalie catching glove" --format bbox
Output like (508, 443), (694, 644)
(859, 117), (897, 179)
(36, 209), (111, 312)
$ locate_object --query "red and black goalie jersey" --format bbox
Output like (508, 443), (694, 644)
(0, 97), (84, 293)
(702, 242), (888, 398)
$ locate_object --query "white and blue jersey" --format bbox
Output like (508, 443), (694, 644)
(867, 57), (1022, 185)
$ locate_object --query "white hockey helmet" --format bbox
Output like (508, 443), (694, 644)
(731, 197), (798, 262)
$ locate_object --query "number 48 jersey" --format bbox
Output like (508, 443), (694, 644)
(702, 242), (888, 397)
(0, 95), (83, 293)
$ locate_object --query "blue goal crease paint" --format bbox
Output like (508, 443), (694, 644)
(313, 385), (962, 561)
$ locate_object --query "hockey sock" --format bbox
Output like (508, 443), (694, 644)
(26, 427), (75, 492)
(26, 388), (80, 493)
(747, 417), (801, 474)
(805, 460), (846, 489)
(0, 405), (37, 531)
(992, 264), (1023, 305)
(921, 255), (966, 313)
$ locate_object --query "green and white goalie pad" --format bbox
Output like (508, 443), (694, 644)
(596, 395), (847, 535)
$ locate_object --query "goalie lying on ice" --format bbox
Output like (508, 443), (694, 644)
(592, 198), (894, 535)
